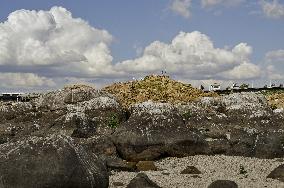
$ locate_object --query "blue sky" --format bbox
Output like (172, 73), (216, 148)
(0, 0), (284, 91)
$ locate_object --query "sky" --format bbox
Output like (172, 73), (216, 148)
(0, 0), (284, 92)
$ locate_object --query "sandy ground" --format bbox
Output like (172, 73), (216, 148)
(109, 155), (284, 188)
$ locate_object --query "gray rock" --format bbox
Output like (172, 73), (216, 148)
(180, 166), (201, 174)
(126, 173), (161, 188)
(267, 164), (284, 182)
(112, 101), (208, 161)
(208, 180), (238, 188)
(0, 135), (109, 188)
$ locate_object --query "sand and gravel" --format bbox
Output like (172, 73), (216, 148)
(109, 155), (284, 188)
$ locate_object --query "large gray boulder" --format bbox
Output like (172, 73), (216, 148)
(0, 135), (109, 188)
(112, 101), (207, 162)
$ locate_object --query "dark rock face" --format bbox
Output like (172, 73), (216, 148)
(180, 166), (201, 174)
(105, 157), (137, 172)
(207, 180), (238, 188)
(126, 173), (161, 188)
(267, 164), (284, 182)
(0, 135), (109, 188)
(112, 101), (208, 162)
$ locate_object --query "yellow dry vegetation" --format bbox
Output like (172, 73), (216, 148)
(102, 74), (217, 108)
(266, 93), (284, 109)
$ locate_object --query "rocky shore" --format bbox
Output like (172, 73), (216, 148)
(0, 80), (284, 187)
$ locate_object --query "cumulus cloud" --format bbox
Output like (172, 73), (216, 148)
(0, 6), (115, 78)
(115, 31), (261, 80)
(260, 0), (284, 19)
(169, 0), (192, 19)
(264, 49), (284, 79)
(0, 73), (55, 88)
(201, 0), (245, 8)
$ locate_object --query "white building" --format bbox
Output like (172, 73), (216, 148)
(209, 83), (221, 91)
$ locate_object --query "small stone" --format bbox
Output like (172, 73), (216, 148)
(126, 173), (161, 188)
(208, 180), (238, 188)
(191, 175), (202, 178)
(180, 166), (201, 174)
(162, 172), (170, 175)
(136, 161), (157, 171)
(267, 164), (284, 182)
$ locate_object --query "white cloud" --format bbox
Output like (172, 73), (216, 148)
(0, 6), (115, 78)
(220, 62), (261, 80)
(115, 31), (261, 80)
(169, 0), (192, 19)
(260, 0), (284, 19)
(0, 73), (55, 88)
(201, 0), (245, 8)
(264, 49), (284, 79)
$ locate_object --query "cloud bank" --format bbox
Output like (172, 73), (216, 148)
(115, 31), (261, 80)
(0, 6), (116, 89)
(0, 6), (281, 91)
(264, 49), (284, 79)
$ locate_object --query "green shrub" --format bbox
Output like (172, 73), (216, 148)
(108, 113), (119, 128)
(182, 111), (192, 120)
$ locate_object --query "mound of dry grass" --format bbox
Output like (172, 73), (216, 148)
(266, 92), (284, 109)
(102, 75), (217, 108)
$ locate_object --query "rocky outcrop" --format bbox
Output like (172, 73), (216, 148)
(0, 85), (126, 144)
(112, 101), (208, 162)
(112, 93), (284, 161)
(0, 134), (109, 188)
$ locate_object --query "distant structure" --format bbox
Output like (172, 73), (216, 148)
(0, 93), (39, 102)
(268, 80), (278, 88)
(230, 83), (240, 90)
(0, 93), (24, 102)
(209, 83), (221, 91)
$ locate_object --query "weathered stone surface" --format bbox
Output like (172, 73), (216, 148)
(207, 180), (238, 188)
(267, 164), (284, 182)
(180, 166), (201, 174)
(113, 182), (124, 186)
(0, 85), (126, 144)
(106, 157), (137, 172)
(136, 161), (157, 171)
(180, 93), (284, 159)
(112, 101), (208, 162)
(75, 135), (117, 156)
(0, 134), (109, 188)
(126, 173), (161, 188)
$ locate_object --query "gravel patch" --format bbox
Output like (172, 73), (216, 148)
(109, 155), (284, 188)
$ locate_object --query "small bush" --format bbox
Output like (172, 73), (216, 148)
(108, 113), (119, 128)
(182, 111), (192, 120)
